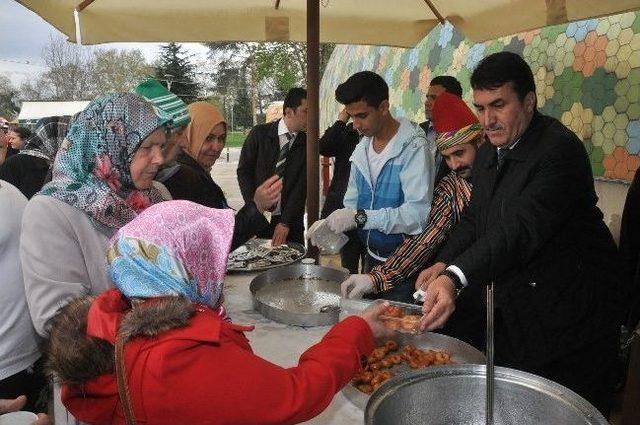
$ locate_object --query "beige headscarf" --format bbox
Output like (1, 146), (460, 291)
(185, 102), (227, 166)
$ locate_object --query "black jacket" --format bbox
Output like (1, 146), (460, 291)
(620, 167), (640, 330)
(162, 153), (269, 250)
(319, 120), (360, 218)
(437, 112), (625, 368)
(0, 154), (49, 199)
(237, 119), (306, 229)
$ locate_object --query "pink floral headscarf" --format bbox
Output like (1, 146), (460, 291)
(106, 200), (235, 316)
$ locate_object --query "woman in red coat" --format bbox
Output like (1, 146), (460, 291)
(46, 200), (390, 425)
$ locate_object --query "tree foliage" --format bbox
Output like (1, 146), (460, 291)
(0, 75), (19, 119)
(18, 35), (152, 101)
(154, 42), (201, 103)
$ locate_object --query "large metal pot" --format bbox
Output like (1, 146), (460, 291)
(365, 364), (608, 425)
(249, 264), (347, 327)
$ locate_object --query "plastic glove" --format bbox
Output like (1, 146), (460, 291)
(341, 274), (375, 299)
(326, 208), (357, 233)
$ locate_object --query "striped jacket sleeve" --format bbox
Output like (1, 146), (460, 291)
(369, 175), (461, 293)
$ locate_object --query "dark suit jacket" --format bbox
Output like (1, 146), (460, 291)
(437, 112), (625, 368)
(319, 120), (360, 218)
(237, 119), (306, 232)
(620, 167), (640, 330)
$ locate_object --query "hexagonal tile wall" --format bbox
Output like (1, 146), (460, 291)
(321, 12), (640, 181)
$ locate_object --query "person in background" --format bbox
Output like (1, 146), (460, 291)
(134, 78), (191, 165)
(326, 71), (434, 273)
(419, 52), (624, 416)
(420, 75), (463, 186)
(162, 102), (282, 249)
(0, 181), (47, 417)
(238, 87), (308, 246)
(20, 93), (171, 425)
(339, 93), (486, 349)
(7, 126), (32, 151)
(0, 126), (13, 165)
(46, 200), (392, 425)
(0, 116), (70, 199)
(319, 107), (366, 273)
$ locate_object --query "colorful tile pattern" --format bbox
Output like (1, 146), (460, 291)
(320, 12), (640, 182)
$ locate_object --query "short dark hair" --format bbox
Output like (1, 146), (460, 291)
(470, 52), (536, 102)
(335, 71), (389, 108)
(430, 76), (463, 97)
(283, 87), (307, 113)
(13, 126), (32, 140)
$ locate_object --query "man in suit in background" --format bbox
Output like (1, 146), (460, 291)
(237, 87), (307, 245)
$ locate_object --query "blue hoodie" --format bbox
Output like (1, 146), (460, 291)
(344, 118), (435, 260)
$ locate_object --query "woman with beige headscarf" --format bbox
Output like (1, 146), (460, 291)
(163, 102), (282, 249)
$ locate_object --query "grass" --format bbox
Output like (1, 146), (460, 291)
(226, 131), (247, 148)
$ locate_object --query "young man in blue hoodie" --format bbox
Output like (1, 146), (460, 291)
(326, 71), (435, 287)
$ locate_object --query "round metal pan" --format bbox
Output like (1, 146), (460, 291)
(342, 331), (486, 410)
(227, 238), (306, 273)
(249, 264), (347, 327)
(365, 364), (608, 424)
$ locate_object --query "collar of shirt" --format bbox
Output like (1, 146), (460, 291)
(277, 118), (296, 139)
(496, 137), (521, 154)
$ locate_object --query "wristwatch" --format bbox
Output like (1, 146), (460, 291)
(354, 209), (367, 228)
(439, 269), (465, 298)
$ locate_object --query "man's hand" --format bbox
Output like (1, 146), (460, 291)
(338, 107), (349, 123)
(326, 208), (357, 233)
(341, 274), (375, 299)
(415, 262), (447, 291)
(0, 396), (50, 425)
(271, 223), (289, 246)
(358, 301), (394, 339)
(254, 175), (282, 213)
(419, 275), (456, 332)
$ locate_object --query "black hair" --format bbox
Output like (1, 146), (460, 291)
(283, 87), (307, 114)
(335, 71), (389, 108)
(13, 126), (33, 140)
(470, 52), (536, 102)
(430, 76), (463, 97)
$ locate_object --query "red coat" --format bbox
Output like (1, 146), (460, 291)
(61, 290), (374, 425)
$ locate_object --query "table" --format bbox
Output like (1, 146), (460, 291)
(223, 272), (364, 425)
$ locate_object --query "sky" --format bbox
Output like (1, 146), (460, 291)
(0, 0), (210, 86)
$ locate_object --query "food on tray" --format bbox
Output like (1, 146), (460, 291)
(379, 305), (423, 334)
(352, 340), (452, 394)
(227, 239), (303, 270)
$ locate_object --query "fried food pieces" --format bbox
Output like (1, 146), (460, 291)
(352, 340), (452, 394)
(380, 305), (423, 334)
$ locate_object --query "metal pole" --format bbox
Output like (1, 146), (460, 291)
(486, 283), (495, 425)
(306, 0), (320, 259)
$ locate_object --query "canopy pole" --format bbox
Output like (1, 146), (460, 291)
(423, 0), (445, 24)
(306, 0), (320, 260)
(76, 0), (97, 12)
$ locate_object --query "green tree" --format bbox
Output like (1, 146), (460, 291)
(155, 42), (201, 103)
(0, 75), (19, 119)
(92, 49), (151, 93)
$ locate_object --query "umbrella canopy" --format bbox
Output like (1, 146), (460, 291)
(16, 0), (640, 46)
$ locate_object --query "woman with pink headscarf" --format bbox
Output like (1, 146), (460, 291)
(46, 200), (390, 425)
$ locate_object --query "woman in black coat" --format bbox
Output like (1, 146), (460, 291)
(161, 102), (280, 250)
(0, 116), (70, 199)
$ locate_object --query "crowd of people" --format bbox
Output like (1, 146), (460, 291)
(0, 51), (637, 424)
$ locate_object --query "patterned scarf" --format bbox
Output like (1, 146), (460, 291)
(435, 123), (484, 152)
(107, 200), (235, 315)
(40, 93), (170, 232)
(20, 115), (71, 164)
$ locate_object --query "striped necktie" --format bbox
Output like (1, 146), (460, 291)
(275, 133), (294, 177)
(496, 148), (507, 170)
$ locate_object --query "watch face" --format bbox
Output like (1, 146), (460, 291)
(355, 210), (367, 226)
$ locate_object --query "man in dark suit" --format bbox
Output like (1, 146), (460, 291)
(418, 52), (625, 416)
(237, 87), (307, 245)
